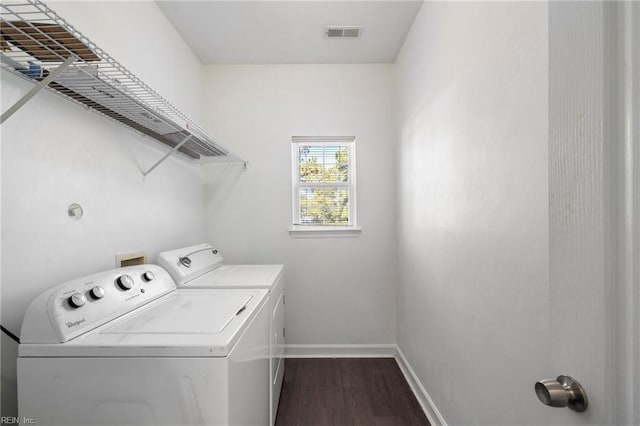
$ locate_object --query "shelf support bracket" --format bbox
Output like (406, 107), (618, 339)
(142, 134), (192, 177)
(1, 55), (76, 125)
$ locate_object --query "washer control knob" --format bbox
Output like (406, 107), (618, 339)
(69, 293), (86, 308)
(90, 286), (105, 300)
(142, 271), (155, 282)
(116, 274), (134, 290)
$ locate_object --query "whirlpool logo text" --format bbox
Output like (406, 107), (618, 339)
(66, 318), (86, 328)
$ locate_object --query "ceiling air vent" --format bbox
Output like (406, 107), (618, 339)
(324, 26), (362, 38)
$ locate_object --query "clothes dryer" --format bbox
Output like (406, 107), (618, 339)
(158, 244), (284, 425)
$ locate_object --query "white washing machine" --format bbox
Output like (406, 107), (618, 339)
(158, 244), (284, 426)
(18, 264), (270, 426)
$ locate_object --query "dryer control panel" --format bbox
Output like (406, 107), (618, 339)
(158, 243), (224, 285)
(20, 265), (176, 343)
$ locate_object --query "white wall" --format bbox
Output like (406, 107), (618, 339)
(395, 2), (549, 425)
(1, 1), (207, 416)
(202, 64), (397, 348)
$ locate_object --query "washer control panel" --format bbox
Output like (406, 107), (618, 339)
(21, 265), (176, 343)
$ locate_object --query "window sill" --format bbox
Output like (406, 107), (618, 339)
(289, 226), (362, 238)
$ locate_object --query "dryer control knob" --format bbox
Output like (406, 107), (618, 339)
(90, 286), (105, 299)
(69, 293), (86, 308)
(142, 271), (155, 282)
(116, 274), (134, 290)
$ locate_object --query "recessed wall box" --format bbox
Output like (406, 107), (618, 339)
(115, 252), (147, 267)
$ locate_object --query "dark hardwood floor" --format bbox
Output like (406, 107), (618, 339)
(275, 358), (430, 426)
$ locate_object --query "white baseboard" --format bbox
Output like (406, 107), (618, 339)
(394, 346), (448, 426)
(284, 344), (397, 358)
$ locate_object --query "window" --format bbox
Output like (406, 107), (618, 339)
(291, 136), (360, 236)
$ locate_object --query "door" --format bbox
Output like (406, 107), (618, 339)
(548, 1), (639, 425)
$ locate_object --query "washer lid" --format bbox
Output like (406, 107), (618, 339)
(103, 291), (252, 334)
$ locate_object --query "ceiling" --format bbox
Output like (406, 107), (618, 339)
(156, 1), (423, 64)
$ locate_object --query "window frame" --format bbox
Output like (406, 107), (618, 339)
(290, 137), (361, 237)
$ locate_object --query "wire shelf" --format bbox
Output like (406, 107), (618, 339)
(1, 0), (244, 168)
